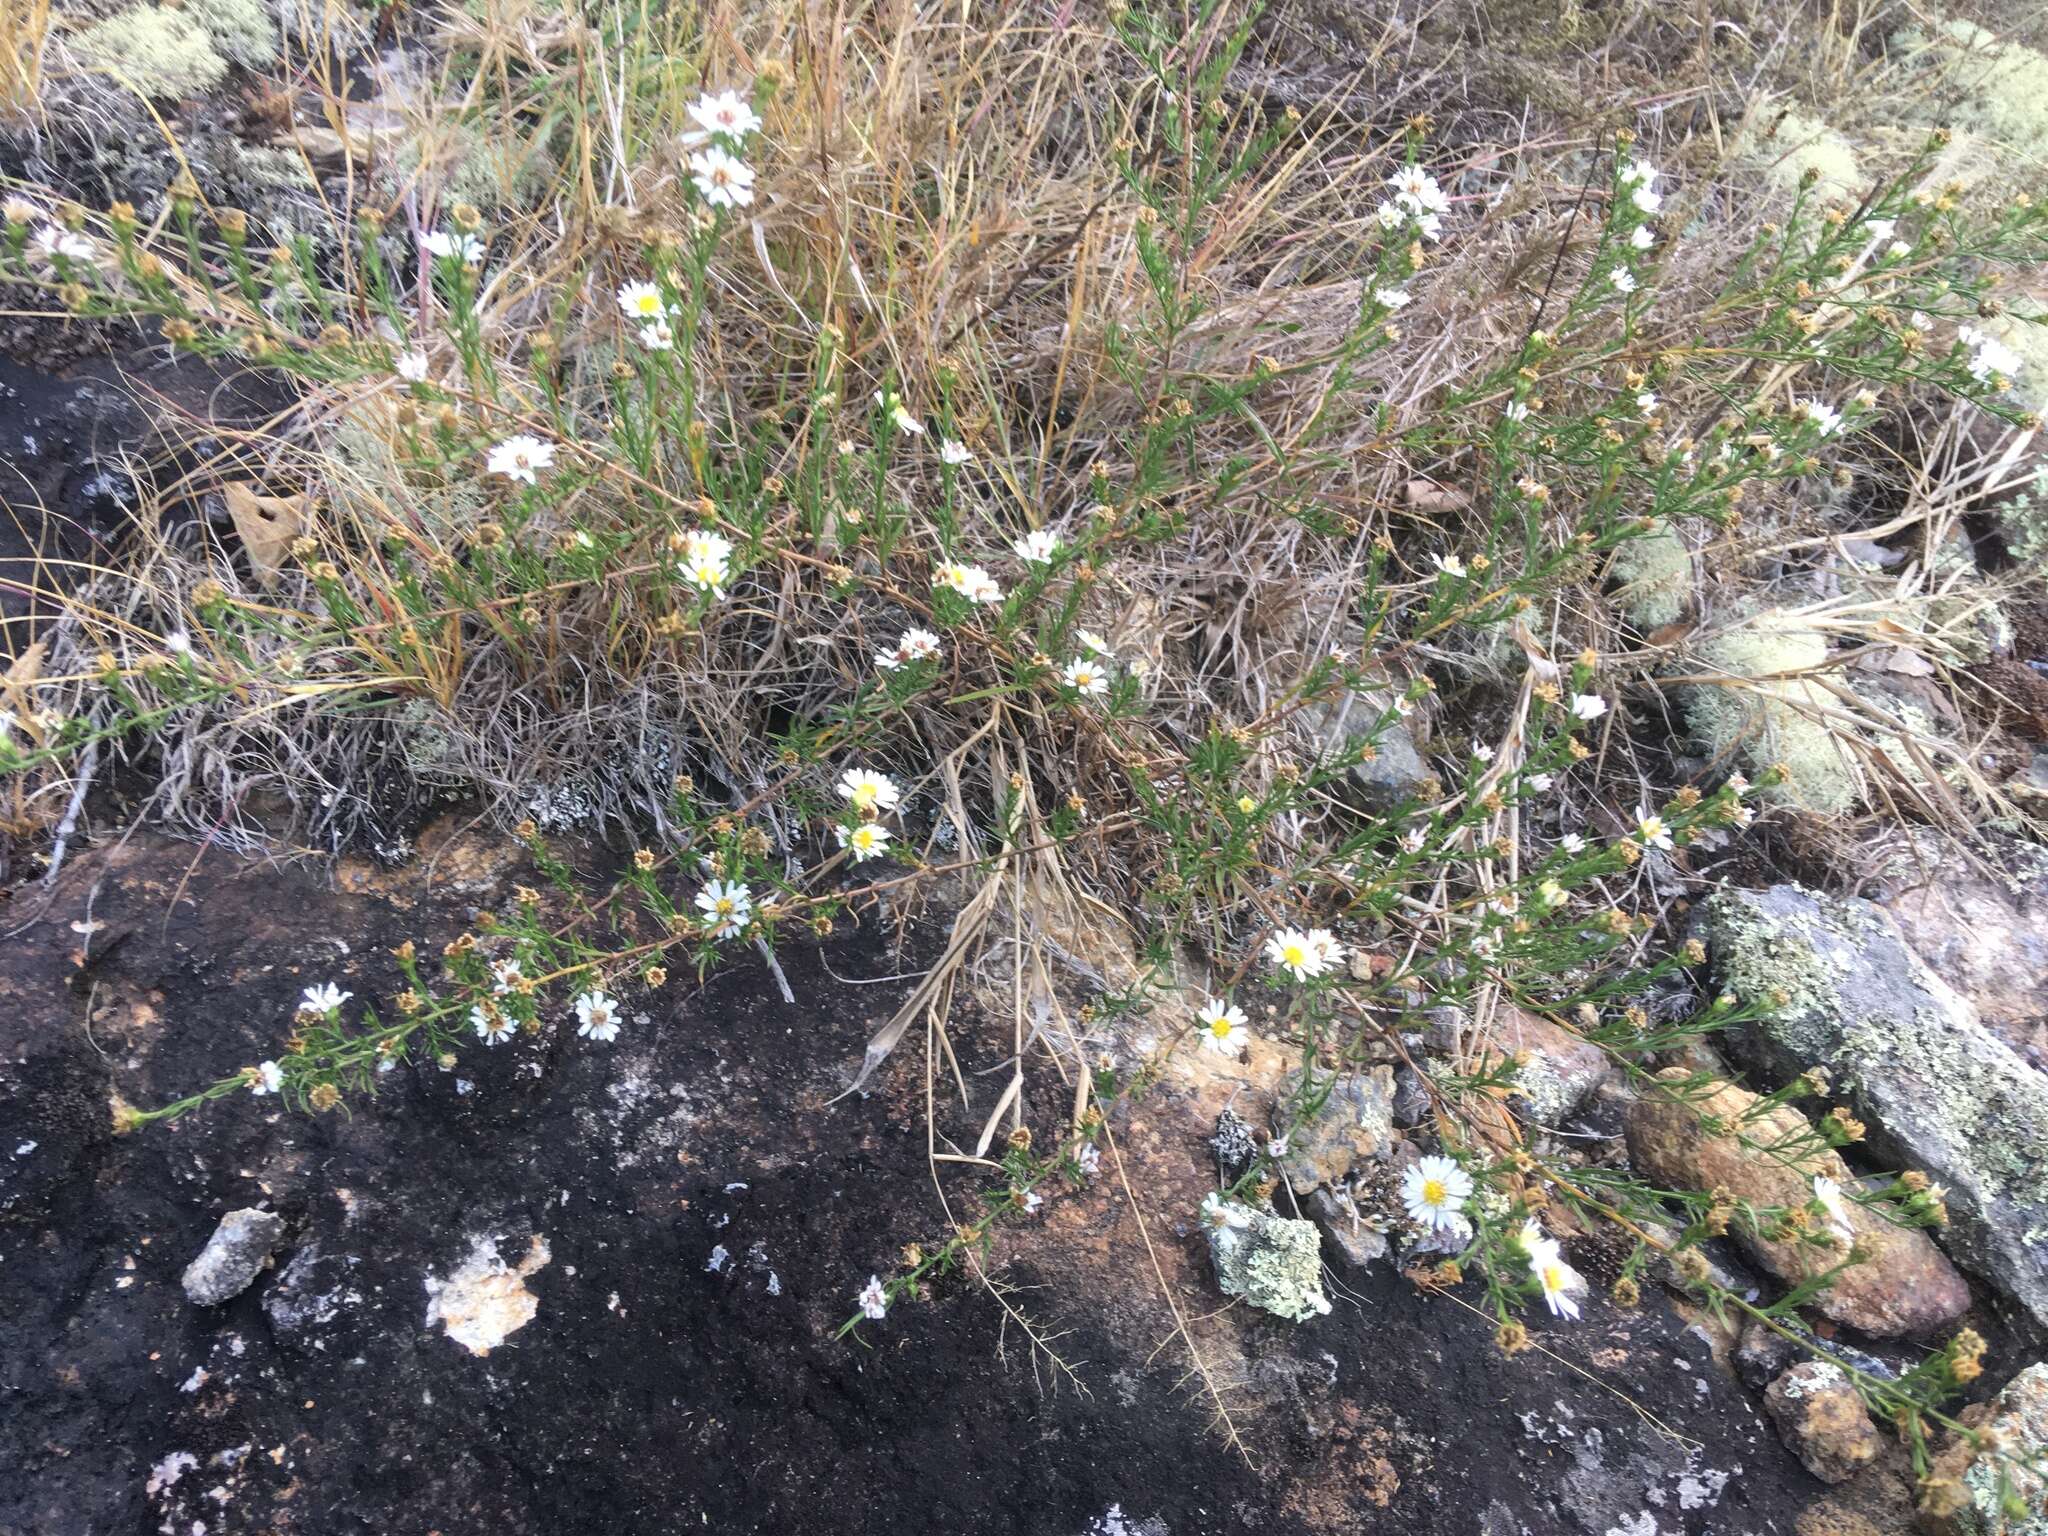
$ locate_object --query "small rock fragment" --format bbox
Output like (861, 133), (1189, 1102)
(1211, 1107), (1258, 1182)
(1763, 1361), (1882, 1484)
(1308, 1187), (1389, 1269)
(181, 1208), (285, 1306)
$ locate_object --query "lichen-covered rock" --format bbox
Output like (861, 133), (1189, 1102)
(181, 1208), (285, 1306)
(1205, 1202), (1332, 1322)
(1273, 1066), (1395, 1195)
(1701, 885), (2048, 1334)
(1626, 1072), (1970, 1337)
(1492, 1006), (1612, 1126)
(1922, 1363), (2048, 1536)
(1763, 1361), (1883, 1484)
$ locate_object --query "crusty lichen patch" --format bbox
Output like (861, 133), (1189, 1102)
(423, 1233), (551, 1355)
(1739, 108), (1862, 201)
(1206, 1205), (1332, 1323)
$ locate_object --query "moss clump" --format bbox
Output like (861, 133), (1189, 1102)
(1741, 108), (1862, 201)
(72, 6), (228, 98)
(1607, 520), (1691, 629)
(1681, 610), (1858, 814)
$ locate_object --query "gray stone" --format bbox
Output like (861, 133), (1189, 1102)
(1392, 1066), (1431, 1129)
(1308, 1187), (1390, 1269)
(181, 1208), (285, 1306)
(1701, 885), (2048, 1334)
(1273, 1066), (1395, 1195)
(1305, 691), (1429, 810)
(1490, 1005), (1613, 1125)
(1211, 1107), (1257, 1181)
(1204, 1201), (1331, 1322)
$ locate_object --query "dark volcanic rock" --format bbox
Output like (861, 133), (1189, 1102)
(0, 826), (1901, 1535)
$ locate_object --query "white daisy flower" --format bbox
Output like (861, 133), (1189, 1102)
(491, 959), (523, 995)
(836, 768), (901, 816)
(876, 628), (943, 671)
(1201, 1191), (1254, 1229)
(1196, 997), (1249, 1055)
(689, 147), (756, 208)
(857, 1274), (891, 1320)
(31, 226), (96, 266)
(301, 982), (351, 1014)
(1431, 552), (1467, 579)
(1570, 693), (1607, 721)
(1075, 628), (1112, 657)
(575, 989), (621, 1042)
(248, 1060), (285, 1096)
(1012, 528), (1060, 564)
(836, 821), (892, 862)
(1795, 398), (1845, 437)
(1538, 878), (1568, 908)
(1374, 285), (1412, 310)
(1813, 1174), (1855, 1243)
(617, 280), (669, 320)
(423, 229), (486, 265)
(1401, 1155), (1473, 1230)
(1527, 772), (1554, 792)
(1374, 200), (1405, 230)
(1559, 833), (1587, 855)
(1472, 740), (1495, 763)
(1635, 392), (1658, 412)
(1504, 401), (1530, 422)
(1611, 268), (1638, 295)
(472, 1006), (515, 1046)
(1631, 185), (1662, 215)
(874, 391), (923, 435)
(1635, 805), (1675, 852)
(939, 438), (973, 465)
(1629, 226), (1654, 250)
(1887, 239), (1911, 260)
(1265, 927), (1328, 982)
(394, 350), (430, 382)
(1533, 1247), (1583, 1320)
(1306, 928), (1346, 970)
(685, 88), (762, 143)
(1620, 160), (1657, 188)
(1387, 165), (1449, 214)
(1062, 657), (1110, 696)
(934, 561), (1002, 604)
(639, 318), (676, 351)
(1867, 218), (1896, 241)
(163, 631), (193, 655)
(676, 527), (733, 596)
(695, 879), (754, 937)
(487, 435), (556, 484)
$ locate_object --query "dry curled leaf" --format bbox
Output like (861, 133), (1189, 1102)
(222, 482), (311, 587)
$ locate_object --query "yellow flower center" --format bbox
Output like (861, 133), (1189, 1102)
(1209, 1017), (1232, 1039)
(1421, 1178), (1446, 1206)
(1281, 942), (1307, 968)
(715, 899), (734, 915)
(1542, 1263), (1566, 1290)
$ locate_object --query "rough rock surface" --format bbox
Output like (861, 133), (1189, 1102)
(0, 826), (1918, 1534)
(1308, 1186), (1391, 1269)
(1923, 1362), (2048, 1536)
(1305, 689), (1431, 809)
(1626, 1071), (1971, 1336)
(179, 1208), (284, 1306)
(1868, 833), (2048, 1069)
(1701, 885), (2048, 1333)
(1273, 1065), (1396, 1194)
(1762, 1361), (1883, 1483)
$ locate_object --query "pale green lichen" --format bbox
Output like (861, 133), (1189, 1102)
(1206, 1206), (1331, 1323)
(1739, 108), (1862, 201)
(1996, 467), (2048, 566)
(1607, 520), (1692, 630)
(186, 0), (276, 67)
(1896, 19), (2048, 159)
(1681, 610), (1859, 814)
(72, 6), (228, 99)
